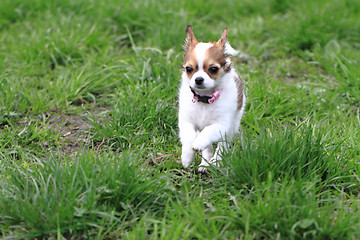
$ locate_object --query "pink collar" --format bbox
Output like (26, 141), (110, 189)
(190, 87), (222, 104)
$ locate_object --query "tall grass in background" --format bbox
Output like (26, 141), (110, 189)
(0, 0), (359, 238)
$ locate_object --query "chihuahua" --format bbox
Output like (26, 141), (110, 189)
(178, 25), (246, 172)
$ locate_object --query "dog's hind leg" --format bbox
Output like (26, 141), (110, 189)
(199, 144), (215, 173)
(202, 144), (214, 162)
(210, 141), (229, 165)
(198, 144), (214, 169)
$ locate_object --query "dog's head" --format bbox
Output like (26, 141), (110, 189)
(182, 25), (237, 94)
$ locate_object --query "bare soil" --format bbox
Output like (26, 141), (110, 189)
(46, 111), (93, 157)
(46, 107), (111, 157)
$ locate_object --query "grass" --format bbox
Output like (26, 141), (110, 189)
(0, 0), (360, 239)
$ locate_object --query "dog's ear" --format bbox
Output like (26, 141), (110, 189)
(183, 25), (198, 52)
(217, 28), (239, 56)
(217, 28), (228, 49)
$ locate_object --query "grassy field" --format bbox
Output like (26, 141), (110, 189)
(1, 0), (360, 239)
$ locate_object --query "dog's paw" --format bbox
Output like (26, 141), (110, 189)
(181, 151), (194, 168)
(198, 159), (210, 173)
(198, 166), (209, 173)
(182, 159), (192, 168)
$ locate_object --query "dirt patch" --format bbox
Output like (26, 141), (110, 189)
(46, 108), (110, 157)
(47, 111), (91, 157)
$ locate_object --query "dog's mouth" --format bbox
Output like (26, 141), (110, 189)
(193, 86), (206, 89)
(190, 86), (206, 94)
(191, 86), (214, 96)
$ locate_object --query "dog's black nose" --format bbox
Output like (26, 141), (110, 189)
(195, 77), (204, 85)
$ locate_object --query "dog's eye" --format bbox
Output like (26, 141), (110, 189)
(185, 66), (193, 74)
(209, 66), (219, 74)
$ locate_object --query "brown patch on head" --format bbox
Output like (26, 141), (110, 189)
(183, 25), (199, 79)
(183, 49), (198, 79)
(203, 43), (232, 79)
(234, 73), (245, 110)
(203, 45), (226, 78)
(202, 28), (232, 79)
(207, 45), (226, 66)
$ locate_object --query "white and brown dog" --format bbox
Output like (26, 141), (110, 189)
(178, 25), (246, 172)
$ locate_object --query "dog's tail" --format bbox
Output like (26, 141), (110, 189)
(225, 42), (240, 56)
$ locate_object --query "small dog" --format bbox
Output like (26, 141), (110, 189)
(178, 25), (246, 172)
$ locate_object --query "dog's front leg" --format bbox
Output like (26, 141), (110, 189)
(192, 124), (227, 151)
(179, 122), (197, 168)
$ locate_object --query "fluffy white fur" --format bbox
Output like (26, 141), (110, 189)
(178, 27), (246, 172)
